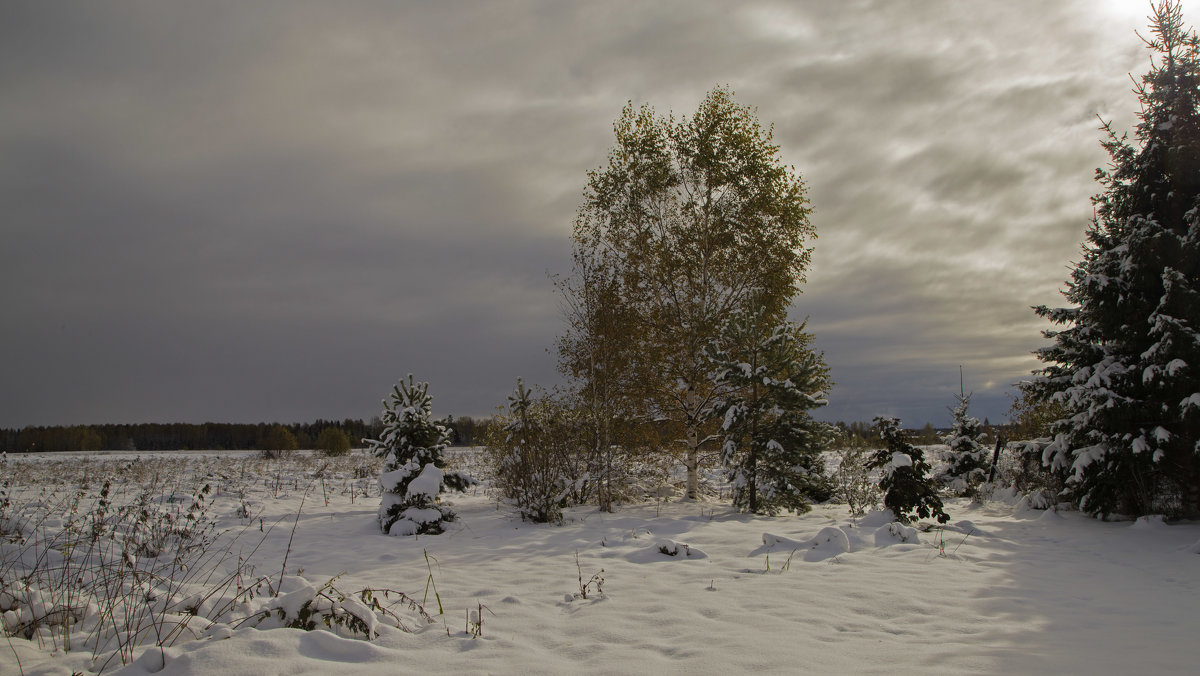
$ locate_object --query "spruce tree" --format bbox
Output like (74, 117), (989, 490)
(1032, 1), (1200, 517)
(868, 417), (949, 524)
(367, 375), (471, 535)
(710, 315), (834, 515)
(939, 393), (989, 498)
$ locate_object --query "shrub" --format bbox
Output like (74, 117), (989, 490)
(867, 417), (949, 524)
(315, 427), (351, 457)
(834, 446), (878, 517)
(487, 380), (574, 524)
(258, 424), (298, 459)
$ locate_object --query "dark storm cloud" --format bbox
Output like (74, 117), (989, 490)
(0, 0), (1154, 428)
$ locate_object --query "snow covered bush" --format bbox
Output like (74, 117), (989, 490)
(987, 438), (1064, 504)
(867, 417), (949, 524)
(937, 393), (989, 498)
(710, 316), (834, 515)
(366, 375), (471, 536)
(834, 446), (879, 517)
(487, 380), (574, 524)
(239, 575), (433, 638)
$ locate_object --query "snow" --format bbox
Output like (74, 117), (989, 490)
(759, 526), (851, 561)
(1180, 393), (1200, 412)
(874, 521), (919, 546)
(881, 451), (913, 477)
(1131, 515), (1168, 530)
(378, 467), (412, 494)
(652, 538), (707, 559)
(1, 449), (1197, 675)
(405, 464), (445, 500)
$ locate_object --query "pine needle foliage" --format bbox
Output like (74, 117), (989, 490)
(710, 315), (834, 515)
(938, 394), (989, 498)
(366, 375), (471, 536)
(867, 417), (949, 525)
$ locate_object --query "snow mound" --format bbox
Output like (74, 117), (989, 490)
(1131, 514), (1168, 530)
(1036, 508), (1064, 522)
(655, 539), (707, 559)
(762, 527), (851, 562)
(874, 522), (919, 546)
(760, 532), (807, 551)
(1187, 538), (1200, 554)
(1015, 490), (1055, 514)
(804, 527), (851, 561)
(856, 509), (897, 528)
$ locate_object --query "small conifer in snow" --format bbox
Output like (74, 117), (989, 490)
(710, 316), (834, 515)
(938, 393), (989, 498)
(366, 375), (471, 536)
(868, 416), (949, 524)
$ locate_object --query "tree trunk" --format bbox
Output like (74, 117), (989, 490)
(747, 445), (758, 513)
(748, 364), (759, 513)
(1184, 461), (1200, 519)
(685, 382), (700, 500)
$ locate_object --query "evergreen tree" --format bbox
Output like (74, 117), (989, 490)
(710, 315), (834, 515)
(1032, 1), (1200, 517)
(938, 393), (989, 498)
(366, 375), (471, 535)
(868, 417), (949, 524)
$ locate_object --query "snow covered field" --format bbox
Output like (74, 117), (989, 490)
(2, 449), (1197, 675)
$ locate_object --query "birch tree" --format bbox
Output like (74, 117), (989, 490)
(572, 87), (816, 499)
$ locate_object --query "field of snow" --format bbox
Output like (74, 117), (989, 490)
(1, 449), (1197, 675)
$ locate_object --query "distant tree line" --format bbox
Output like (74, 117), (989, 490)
(0, 416), (498, 453)
(0, 420), (378, 453)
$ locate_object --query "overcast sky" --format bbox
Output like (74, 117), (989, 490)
(1, 1), (1159, 429)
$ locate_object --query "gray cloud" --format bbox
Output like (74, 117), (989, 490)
(0, 0), (1157, 428)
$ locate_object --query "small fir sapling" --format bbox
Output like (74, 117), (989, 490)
(867, 416), (950, 524)
(366, 375), (471, 536)
(938, 393), (990, 498)
(709, 315), (835, 515)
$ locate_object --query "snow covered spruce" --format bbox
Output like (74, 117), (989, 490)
(867, 416), (949, 525)
(1029, 2), (1200, 518)
(938, 393), (990, 498)
(367, 375), (471, 536)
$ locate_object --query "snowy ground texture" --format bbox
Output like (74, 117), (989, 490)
(2, 449), (1197, 675)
